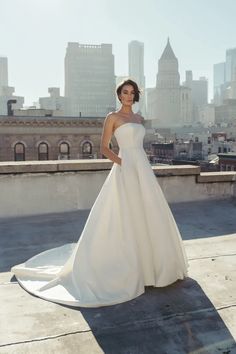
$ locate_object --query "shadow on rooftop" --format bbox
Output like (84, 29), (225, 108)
(1, 199), (236, 272)
(28, 277), (236, 353)
(170, 198), (236, 240)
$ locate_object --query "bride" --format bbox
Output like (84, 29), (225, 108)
(11, 79), (189, 308)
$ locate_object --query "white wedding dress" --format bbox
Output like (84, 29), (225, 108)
(11, 122), (189, 308)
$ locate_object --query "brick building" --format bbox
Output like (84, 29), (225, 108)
(0, 116), (118, 161)
(218, 152), (236, 171)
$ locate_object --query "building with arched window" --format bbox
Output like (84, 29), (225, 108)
(0, 116), (122, 161)
(80, 140), (93, 158)
(38, 142), (49, 160)
(14, 142), (25, 161)
(59, 141), (70, 160)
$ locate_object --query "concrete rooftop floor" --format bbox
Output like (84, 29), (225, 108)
(0, 198), (236, 354)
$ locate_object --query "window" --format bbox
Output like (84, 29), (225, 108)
(82, 142), (92, 154)
(221, 164), (226, 171)
(82, 141), (93, 158)
(14, 143), (25, 161)
(59, 142), (70, 159)
(38, 142), (48, 160)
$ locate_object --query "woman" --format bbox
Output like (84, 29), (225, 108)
(11, 79), (189, 308)
(100, 79), (144, 166)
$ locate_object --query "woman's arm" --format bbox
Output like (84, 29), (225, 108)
(100, 113), (122, 166)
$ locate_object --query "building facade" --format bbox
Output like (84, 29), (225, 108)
(128, 40), (146, 116)
(199, 103), (215, 127)
(226, 47), (236, 85)
(151, 140), (203, 163)
(214, 47), (236, 105)
(214, 62), (226, 105)
(0, 57), (8, 87)
(0, 114), (158, 162)
(39, 87), (68, 116)
(183, 71), (208, 123)
(218, 152), (236, 171)
(180, 85), (192, 126)
(0, 57), (24, 115)
(0, 116), (112, 161)
(215, 99), (236, 125)
(147, 39), (191, 127)
(64, 42), (116, 117)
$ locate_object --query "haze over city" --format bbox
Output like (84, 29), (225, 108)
(1, 0), (236, 106)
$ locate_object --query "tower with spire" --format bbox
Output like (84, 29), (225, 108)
(156, 37), (180, 89)
(147, 38), (191, 127)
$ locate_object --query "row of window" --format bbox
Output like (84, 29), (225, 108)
(14, 141), (93, 161)
(208, 147), (231, 154)
(220, 164), (236, 171)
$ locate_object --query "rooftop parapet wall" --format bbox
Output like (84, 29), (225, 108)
(0, 160), (235, 218)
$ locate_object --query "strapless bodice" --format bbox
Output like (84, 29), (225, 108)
(114, 122), (145, 149)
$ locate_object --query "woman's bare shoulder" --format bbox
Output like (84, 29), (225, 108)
(106, 111), (123, 126)
(105, 111), (116, 122)
(103, 111), (119, 131)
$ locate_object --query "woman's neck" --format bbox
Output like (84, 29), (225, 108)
(118, 106), (133, 115)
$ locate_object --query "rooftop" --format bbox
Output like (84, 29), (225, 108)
(0, 161), (236, 353)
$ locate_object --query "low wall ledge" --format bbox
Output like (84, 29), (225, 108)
(0, 161), (235, 183)
(0, 160), (201, 176)
(197, 171), (236, 183)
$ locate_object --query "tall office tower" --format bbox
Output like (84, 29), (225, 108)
(0, 56), (24, 115)
(226, 47), (236, 84)
(213, 62), (226, 105)
(64, 42), (116, 117)
(148, 38), (182, 127)
(184, 70), (208, 123)
(0, 57), (8, 92)
(230, 66), (236, 99)
(128, 40), (146, 116)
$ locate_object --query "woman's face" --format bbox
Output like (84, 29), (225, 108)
(119, 84), (135, 106)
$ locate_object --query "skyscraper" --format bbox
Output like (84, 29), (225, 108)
(147, 39), (192, 127)
(128, 40), (146, 115)
(213, 62), (226, 105)
(148, 38), (181, 126)
(0, 57), (8, 91)
(64, 42), (116, 117)
(226, 47), (236, 84)
(0, 56), (24, 115)
(184, 71), (208, 122)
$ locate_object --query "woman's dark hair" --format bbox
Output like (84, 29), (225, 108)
(116, 79), (141, 103)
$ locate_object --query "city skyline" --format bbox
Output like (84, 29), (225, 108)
(1, 0), (236, 105)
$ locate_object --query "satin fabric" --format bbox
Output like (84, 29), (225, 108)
(11, 122), (189, 307)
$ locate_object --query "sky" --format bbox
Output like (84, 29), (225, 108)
(0, 0), (236, 106)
